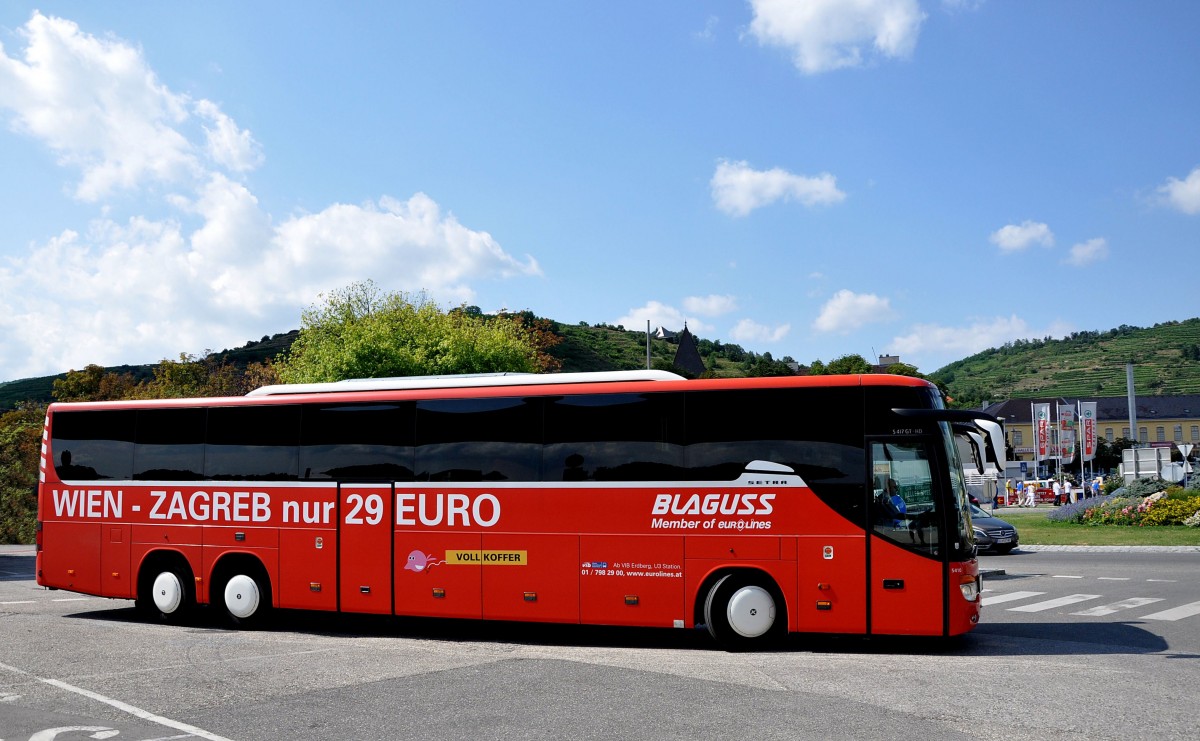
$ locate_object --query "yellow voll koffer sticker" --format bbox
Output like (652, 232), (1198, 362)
(446, 550), (528, 565)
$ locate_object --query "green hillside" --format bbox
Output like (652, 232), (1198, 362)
(0, 332), (299, 410)
(548, 322), (749, 376)
(930, 318), (1200, 407)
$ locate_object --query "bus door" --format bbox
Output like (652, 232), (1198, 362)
(338, 483), (394, 614)
(867, 439), (945, 636)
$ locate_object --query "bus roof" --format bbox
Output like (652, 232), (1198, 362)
(245, 370), (687, 397)
(46, 371), (936, 412)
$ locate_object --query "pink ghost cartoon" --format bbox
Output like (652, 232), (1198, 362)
(404, 549), (444, 573)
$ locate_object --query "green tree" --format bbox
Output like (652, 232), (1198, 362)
(0, 403), (45, 543)
(825, 354), (873, 375)
(131, 352), (274, 398)
(278, 281), (541, 383)
(1094, 436), (1135, 473)
(53, 365), (138, 401)
(743, 353), (796, 377)
(883, 362), (924, 378)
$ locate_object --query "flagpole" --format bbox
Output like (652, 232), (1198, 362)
(1079, 400), (1085, 493)
(1031, 402), (1036, 480)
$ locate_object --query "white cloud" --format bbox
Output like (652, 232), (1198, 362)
(711, 159), (845, 217)
(0, 189), (541, 379)
(942, 0), (986, 12)
(613, 301), (713, 334)
(683, 294), (738, 316)
(0, 12), (200, 201)
(269, 193), (540, 309)
(813, 289), (896, 333)
(0, 12), (542, 381)
(694, 15), (720, 42)
(195, 99), (265, 172)
(613, 300), (786, 345)
(989, 221), (1054, 252)
(1065, 237), (1108, 267)
(729, 319), (791, 343)
(747, 0), (926, 75)
(890, 316), (1073, 367)
(1157, 166), (1200, 215)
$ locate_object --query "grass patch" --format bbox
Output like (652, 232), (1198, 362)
(998, 511), (1200, 546)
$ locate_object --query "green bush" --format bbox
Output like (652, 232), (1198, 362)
(1117, 478), (1166, 498)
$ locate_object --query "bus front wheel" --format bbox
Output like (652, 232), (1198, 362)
(703, 573), (782, 649)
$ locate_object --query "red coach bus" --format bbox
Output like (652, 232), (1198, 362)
(35, 371), (1003, 648)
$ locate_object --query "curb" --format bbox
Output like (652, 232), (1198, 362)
(1011, 544), (1200, 553)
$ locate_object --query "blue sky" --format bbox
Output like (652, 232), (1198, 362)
(2, 1), (1198, 383)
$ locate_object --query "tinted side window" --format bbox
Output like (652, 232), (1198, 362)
(415, 397), (541, 481)
(51, 410), (136, 481)
(300, 403), (415, 481)
(685, 388), (865, 523)
(205, 406), (301, 480)
(543, 393), (684, 481)
(133, 408), (206, 480)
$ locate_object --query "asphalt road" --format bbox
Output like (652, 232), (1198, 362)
(2, 544), (1199, 741)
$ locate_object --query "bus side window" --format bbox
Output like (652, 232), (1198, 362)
(299, 403), (415, 481)
(684, 388), (865, 523)
(205, 406), (301, 481)
(542, 393), (684, 482)
(133, 408), (205, 480)
(415, 397), (542, 482)
(51, 410), (135, 481)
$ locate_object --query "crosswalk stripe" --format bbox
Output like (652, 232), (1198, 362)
(1072, 597), (1164, 616)
(1139, 600), (1200, 622)
(982, 590), (1045, 606)
(1008, 594), (1101, 612)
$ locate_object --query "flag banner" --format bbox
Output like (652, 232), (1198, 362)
(1034, 403), (1051, 461)
(1058, 404), (1076, 465)
(1080, 401), (1098, 462)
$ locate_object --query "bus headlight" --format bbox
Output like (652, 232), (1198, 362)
(959, 574), (980, 602)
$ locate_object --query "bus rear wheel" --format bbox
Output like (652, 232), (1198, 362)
(704, 573), (782, 650)
(215, 564), (272, 628)
(136, 563), (194, 623)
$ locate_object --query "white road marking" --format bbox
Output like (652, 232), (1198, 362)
(1096, 577), (1130, 581)
(1139, 601), (1200, 622)
(1051, 575), (1083, 579)
(0, 660), (233, 741)
(1071, 598), (1164, 616)
(1008, 594), (1102, 612)
(981, 591), (1045, 606)
(0, 600), (36, 605)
